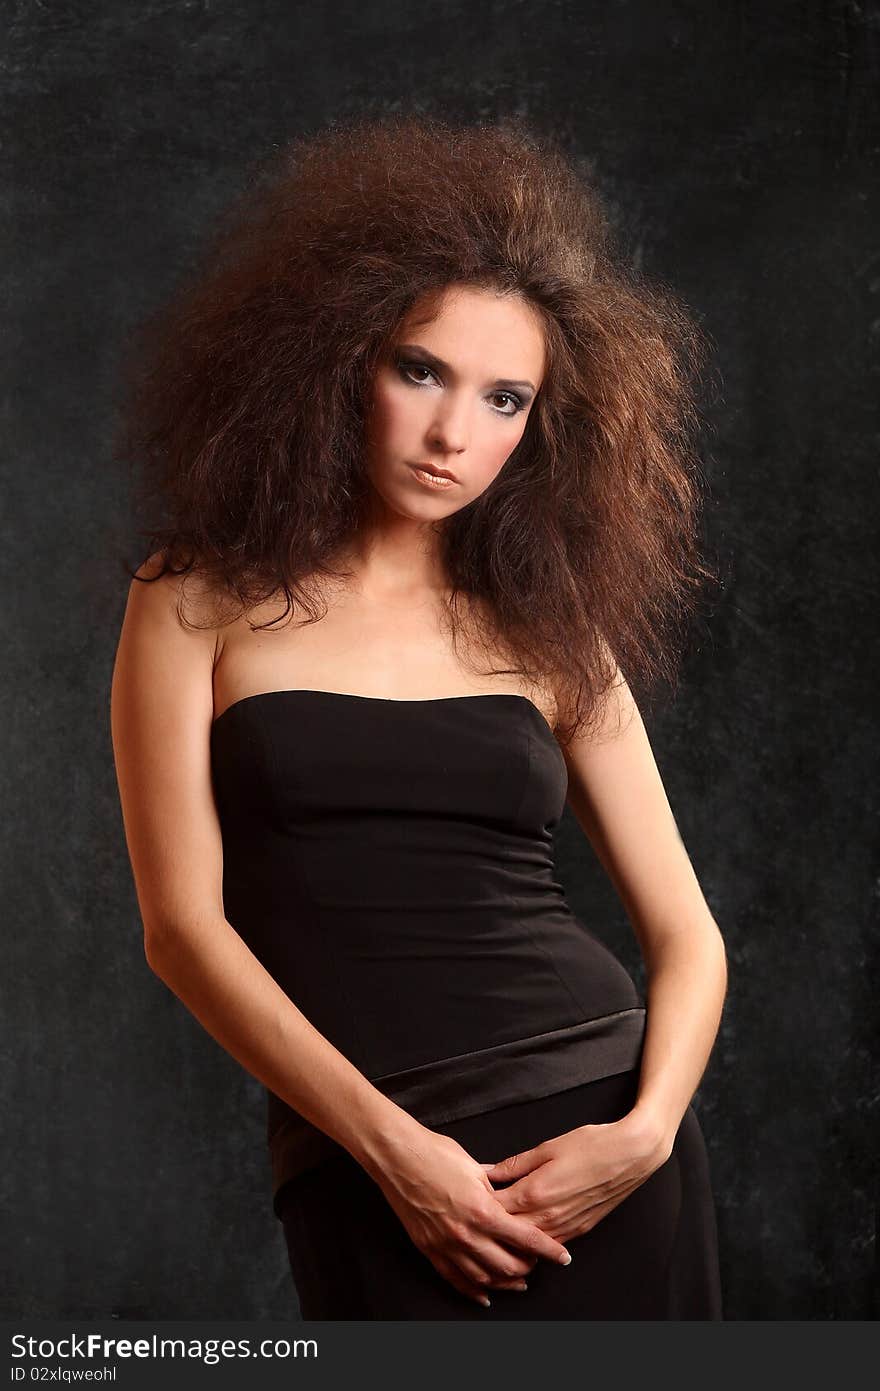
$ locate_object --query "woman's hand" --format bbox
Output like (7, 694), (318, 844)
(480, 1111), (673, 1244)
(369, 1126), (574, 1307)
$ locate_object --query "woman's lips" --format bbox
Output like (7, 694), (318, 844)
(408, 463), (459, 489)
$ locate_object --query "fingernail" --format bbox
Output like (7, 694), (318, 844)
(558, 1251), (572, 1265)
(515, 1281), (528, 1291)
(480, 1295), (491, 1307)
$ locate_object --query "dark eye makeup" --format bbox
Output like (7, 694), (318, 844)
(392, 353), (527, 417)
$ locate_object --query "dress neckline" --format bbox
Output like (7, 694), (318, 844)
(211, 688), (557, 739)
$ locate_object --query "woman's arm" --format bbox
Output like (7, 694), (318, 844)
(110, 559), (571, 1302)
(559, 665), (728, 1157)
(110, 560), (409, 1174)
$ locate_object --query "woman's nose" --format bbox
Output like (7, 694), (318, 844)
(427, 399), (470, 455)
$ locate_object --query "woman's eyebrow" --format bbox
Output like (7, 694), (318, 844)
(395, 343), (537, 394)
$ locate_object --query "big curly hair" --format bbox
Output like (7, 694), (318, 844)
(115, 111), (719, 743)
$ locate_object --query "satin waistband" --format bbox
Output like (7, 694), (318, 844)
(267, 1006), (647, 1206)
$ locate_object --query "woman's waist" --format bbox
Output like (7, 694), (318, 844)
(228, 901), (643, 1074)
(267, 1005), (647, 1205)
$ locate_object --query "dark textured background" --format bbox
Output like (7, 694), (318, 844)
(3, 0), (876, 1320)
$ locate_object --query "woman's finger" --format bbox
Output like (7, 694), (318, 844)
(486, 1208), (572, 1268)
(452, 1240), (536, 1288)
(432, 1255), (496, 1307)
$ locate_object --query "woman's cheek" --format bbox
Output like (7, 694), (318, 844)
(482, 430), (524, 483)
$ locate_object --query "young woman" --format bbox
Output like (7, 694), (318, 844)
(111, 113), (727, 1319)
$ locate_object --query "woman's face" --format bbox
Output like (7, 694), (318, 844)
(363, 285), (547, 517)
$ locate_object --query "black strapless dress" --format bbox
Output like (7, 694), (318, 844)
(209, 690), (722, 1319)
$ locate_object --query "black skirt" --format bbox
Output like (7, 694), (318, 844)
(275, 1068), (723, 1320)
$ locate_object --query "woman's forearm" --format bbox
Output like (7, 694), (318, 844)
(628, 920), (728, 1152)
(144, 916), (423, 1181)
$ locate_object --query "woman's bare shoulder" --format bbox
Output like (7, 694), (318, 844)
(127, 550), (227, 646)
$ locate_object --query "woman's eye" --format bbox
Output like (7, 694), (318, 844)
(401, 363), (435, 385)
(489, 391), (524, 416)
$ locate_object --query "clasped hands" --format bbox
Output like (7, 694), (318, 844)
(375, 1108), (673, 1308)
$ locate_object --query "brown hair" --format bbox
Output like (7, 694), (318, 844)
(114, 111), (720, 743)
